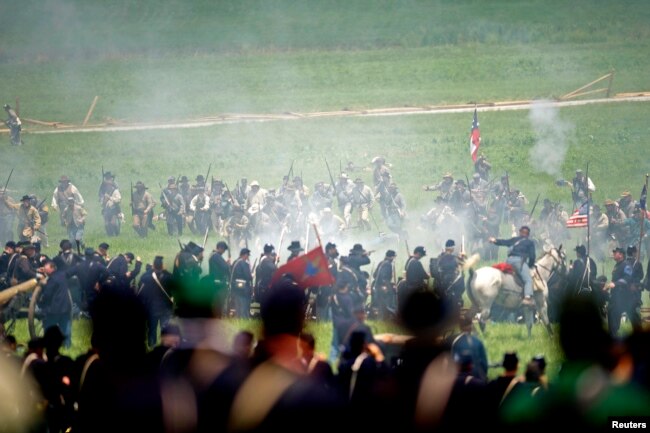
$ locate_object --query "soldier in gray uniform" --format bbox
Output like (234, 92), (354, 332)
(350, 178), (374, 231)
(0, 188), (15, 245)
(335, 173), (353, 226)
(160, 182), (185, 236)
(424, 172), (455, 202)
(189, 187), (210, 235)
(98, 172), (122, 237)
(131, 181), (156, 238)
(51, 175), (84, 227)
(310, 181), (333, 213)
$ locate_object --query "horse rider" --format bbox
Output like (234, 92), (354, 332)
(488, 225), (536, 306)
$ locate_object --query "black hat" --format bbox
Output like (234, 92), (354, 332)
(179, 176), (188, 183)
(502, 352), (519, 370)
(22, 243), (35, 251)
(287, 241), (303, 252)
(84, 247), (95, 257)
(196, 175), (204, 181)
(385, 250), (396, 258)
(240, 248), (251, 256)
(5, 241), (16, 249)
(519, 225), (531, 233)
(626, 245), (637, 256)
(354, 178), (364, 184)
(125, 252), (135, 261)
(103, 171), (114, 179)
(325, 242), (337, 250)
(21, 195), (30, 201)
(134, 181), (146, 189)
(153, 256), (164, 270)
(216, 241), (229, 250)
(263, 244), (275, 254)
(414, 246), (426, 256)
(185, 241), (204, 256)
(99, 242), (110, 250)
(445, 239), (455, 248)
(350, 243), (366, 254)
(532, 354), (547, 372)
(612, 247), (625, 255)
(574, 245), (587, 256)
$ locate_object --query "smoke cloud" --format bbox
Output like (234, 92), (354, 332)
(528, 100), (574, 176)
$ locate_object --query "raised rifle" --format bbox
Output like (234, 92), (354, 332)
(2, 168), (13, 196)
(202, 225), (210, 250)
(223, 182), (237, 206)
(75, 239), (81, 256)
(130, 182), (135, 215)
(529, 193), (541, 220)
(159, 182), (173, 210)
(325, 159), (337, 194)
(204, 163), (212, 188)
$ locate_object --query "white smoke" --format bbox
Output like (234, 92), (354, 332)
(528, 100), (574, 176)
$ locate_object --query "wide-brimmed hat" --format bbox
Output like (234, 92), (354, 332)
(263, 244), (275, 254)
(612, 247), (625, 255)
(443, 172), (453, 178)
(185, 241), (204, 256)
(21, 195), (30, 201)
(59, 175), (70, 182)
(287, 241), (303, 252)
(240, 248), (251, 256)
(574, 245), (587, 255)
(103, 171), (115, 179)
(385, 250), (396, 258)
(134, 181), (146, 189)
(414, 246), (426, 256)
(350, 243), (366, 254)
(354, 178), (364, 184)
(216, 241), (229, 250)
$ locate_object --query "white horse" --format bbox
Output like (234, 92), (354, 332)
(466, 245), (567, 337)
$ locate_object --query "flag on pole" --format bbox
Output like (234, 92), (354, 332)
(640, 184), (647, 210)
(271, 246), (335, 288)
(566, 201), (589, 228)
(470, 108), (481, 162)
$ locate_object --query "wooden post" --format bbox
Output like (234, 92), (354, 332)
(606, 70), (615, 98)
(83, 96), (99, 126)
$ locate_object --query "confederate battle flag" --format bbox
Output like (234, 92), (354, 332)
(271, 246), (335, 289)
(470, 108), (481, 162)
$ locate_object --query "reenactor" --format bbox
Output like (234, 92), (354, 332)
(234, 177), (250, 206)
(191, 175), (207, 198)
(178, 176), (192, 208)
(605, 246), (643, 335)
(384, 183), (406, 237)
(131, 181), (155, 238)
(189, 187), (210, 235)
(255, 244), (277, 303)
(400, 246), (429, 309)
(310, 181), (333, 213)
(469, 172), (488, 205)
(566, 245), (597, 296)
(449, 180), (470, 213)
(314, 242), (339, 320)
(230, 248), (253, 318)
(335, 173), (354, 225)
(51, 175), (84, 226)
(262, 194), (290, 227)
(474, 153), (492, 181)
(622, 207), (650, 250)
(3, 104), (22, 146)
(435, 239), (465, 309)
(371, 250), (396, 320)
(424, 172), (455, 201)
(3, 194), (41, 242)
(0, 240), (16, 277)
(619, 191), (636, 218)
(318, 208), (345, 240)
(293, 176), (310, 205)
(106, 252), (141, 290)
(350, 178), (374, 231)
(375, 171), (392, 219)
(95, 242), (110, 265)
(286, 240), (304, 262)
(209, 180), (231, 235)
(245, 180), (267, 210)
(508, 189), (528, 227)
(280, 183), (302, 214)
(225, 206), (250, 249)
(570, 169), (595, 205)
(137, 255), (174, 348)
(61, 196), (87, 245)
(0, 188), (15, 245)
(160, 182), (185, 236)
(10, 242), (39, 284)
(590, 205), (609, 261)
(371, 156), (391, 186)
(98, 172), (122, 237)
(604, 199), (627, 244)
(347, 243), (371, 304)
(491, 174), (510, 200)
(29, 194), (49, 247)
(208, 240), (231, 288)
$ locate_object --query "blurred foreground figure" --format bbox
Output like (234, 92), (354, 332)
(3, 104), (22, 146)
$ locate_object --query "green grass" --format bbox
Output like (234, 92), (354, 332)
(1, 0), (649, 380)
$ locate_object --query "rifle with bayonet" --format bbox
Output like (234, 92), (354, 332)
(130, 182), (135, 216)
(529, 193), (541, 220)
(325, 159), (337, 194)
(159, 182), (173, 210)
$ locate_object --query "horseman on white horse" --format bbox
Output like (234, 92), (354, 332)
(488, 225), (536, 306)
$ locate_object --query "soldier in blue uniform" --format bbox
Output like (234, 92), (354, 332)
(605, 246), (644, 335)
(489, 225), (536, 306)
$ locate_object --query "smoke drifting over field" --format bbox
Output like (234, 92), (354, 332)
(528, 100), (574, 176)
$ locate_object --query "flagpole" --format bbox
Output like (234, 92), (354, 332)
(637, 173), (649, 262)
(585, 162), (590, 260)
(312, 223), (323, 248)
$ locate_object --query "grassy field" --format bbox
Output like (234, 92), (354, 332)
(1, 0), (649, 374)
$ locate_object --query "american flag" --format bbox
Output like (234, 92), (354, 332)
(566, 201), (589, 228)
(470, 108), (481, 163)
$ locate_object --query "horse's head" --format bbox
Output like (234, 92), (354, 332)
(547, 244), (567, 274)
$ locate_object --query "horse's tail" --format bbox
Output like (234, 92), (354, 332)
(466, 267), (478, 309)
(462, 253), (480, 272)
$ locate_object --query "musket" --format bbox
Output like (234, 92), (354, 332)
(177, 239), (184, 251)
(529, 193), (541, 219)
(204, 163), (212, 187)
(223, 182), (237, 206)
(75, 239), (81, 256)
(276, 226), (286, 264)
(285, 160), (295, 187)
(130, 182), (135, 215)
(159, 182), (173, 209)
(359, 189), (383, 234)
(226, 233), (232, 260)
(325, 159), (337, 193)
(202, 225), (210, 250)
(405, 239), (411, 258)
(2, 168), (13, 195)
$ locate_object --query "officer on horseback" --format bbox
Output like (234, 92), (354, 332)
(489, 225), (536, 306)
